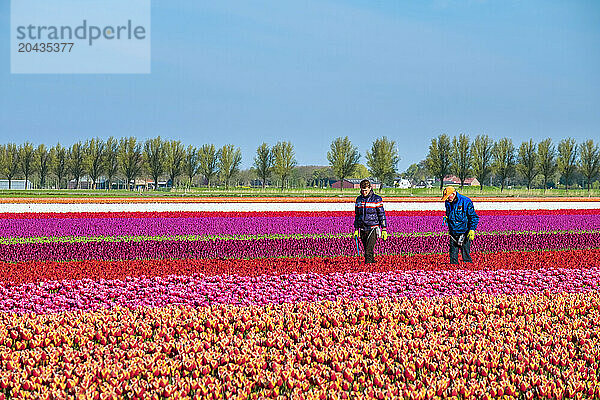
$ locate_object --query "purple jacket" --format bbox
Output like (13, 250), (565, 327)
(354, 192), (387, 230)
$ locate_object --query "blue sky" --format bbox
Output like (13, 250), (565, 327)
(1, 0), (599, 171)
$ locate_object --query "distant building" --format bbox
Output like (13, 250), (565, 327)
(250, 179), (272, 188)
(393, 178), (412, 189)
(0, 179), (32, 190)
(413, 178), (434, 189)
(331, 178), (381, 189)
(443, 175), (480, 187)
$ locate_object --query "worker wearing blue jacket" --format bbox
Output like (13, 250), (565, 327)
(353, 179), (387, 263)
(442, 186), (479, 264)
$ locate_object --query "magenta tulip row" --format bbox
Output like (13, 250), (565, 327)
(1, 266), (597, 314)
(1, 231), (598, 262)
(1, 214), (599, 238)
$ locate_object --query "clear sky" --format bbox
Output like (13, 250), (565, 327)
(1, 0), (599, 171)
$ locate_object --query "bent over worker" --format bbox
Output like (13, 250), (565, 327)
(353, 179), (387, 264)
(442, 186), (479, 264)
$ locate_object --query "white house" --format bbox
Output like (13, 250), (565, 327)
(394, 178), (412, 189)
(0, 179), (32, 190)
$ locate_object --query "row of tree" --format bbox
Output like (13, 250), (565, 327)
(0, 136), (401, 190)
(2, 135), (598, 191)
(425, 135), (600, 191)
(0, 138), (247, 190)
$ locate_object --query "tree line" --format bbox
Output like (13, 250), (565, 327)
(1, 135), (598, 191)
(424, 134), (600, 192)
(0, 136), (402, 191)
(0, 138), (246, 190)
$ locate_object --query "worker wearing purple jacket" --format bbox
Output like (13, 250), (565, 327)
(353, 179), (388, 263)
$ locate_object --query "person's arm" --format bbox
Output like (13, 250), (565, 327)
(354, 199), (360, 230)
(376, 200), (387, 229)
(376, 196), (388, 240)
(466, 200), (479, 231)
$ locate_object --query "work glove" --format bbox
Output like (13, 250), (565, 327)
(467, 230), (475, 241)
(381, 229), (388, 241)
(353, 230), (359, 238)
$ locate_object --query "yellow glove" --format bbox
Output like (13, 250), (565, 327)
(353, 230), (359, 238)
(467, 230), (475, 241)
(381, 229), (388, 241)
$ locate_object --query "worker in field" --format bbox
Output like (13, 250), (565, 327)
(353, 179), (388, 263)
(441, 186), (479, 264)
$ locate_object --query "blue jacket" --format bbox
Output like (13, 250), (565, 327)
(445, 192), (479, 234)
(354, 191), (387, 230)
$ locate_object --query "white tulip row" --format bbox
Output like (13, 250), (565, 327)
(1, 201), (599, 213)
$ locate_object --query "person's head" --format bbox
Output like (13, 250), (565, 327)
(441, 186), (457, 202)
(359, 179), (372, 196)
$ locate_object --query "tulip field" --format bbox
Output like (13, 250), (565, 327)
(1, 198), (600, 399)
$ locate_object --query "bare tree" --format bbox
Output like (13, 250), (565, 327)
(537, 138), (557, 193)
(366, 137), (399, 187)
(328, 136), (360, 191)
(426, 134), (451, 191)
(451, 134), (470, 188)
(579, 139), (600, 192)
(144, 137), (166, 190)
(557, 138), (578, 191)
(0, 144), (19, 189)
(50, 143), (67, 189)
(217, 144), (242, 189)
(118, 137), (143, 191)
(471, 135), (494, 191)
(492, 138), (516, 192)
(198, 144), (218, 188)
(19, 142), (36, 190)
(36, 144), (51, 189)
(84, 138), (105, 190)
(166, 140), (185, 188)
(272, 141), (297, 190)
(104, 137), (119, 190)
(184, 145), (200, 188)
(69, 142), (85, 189)
(0, 143), (19, 190)
(253, 143), (273, 190)
(517, 139), (537, 191)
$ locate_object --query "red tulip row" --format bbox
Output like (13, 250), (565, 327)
(0, 249), (598, 285)
(0, 293), (599, 399)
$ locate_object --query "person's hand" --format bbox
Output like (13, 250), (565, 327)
(467, 230), (475, 240)
(381, 229), (388, 241)
(353, 230), (359, 238)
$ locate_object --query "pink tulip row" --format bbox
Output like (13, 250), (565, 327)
(1, 266), (598, 314)
(1, 231), (598, 262)
(2, 214), (599, 237)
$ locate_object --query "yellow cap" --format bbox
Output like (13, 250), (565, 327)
(441, 186), (456, 201)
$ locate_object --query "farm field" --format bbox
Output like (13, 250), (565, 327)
(1, 198), (600, 399)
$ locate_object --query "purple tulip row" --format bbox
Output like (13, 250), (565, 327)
(1, 231), (599, 262)
(1, 214), (599, 238)
(1, 266), (597, 315)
